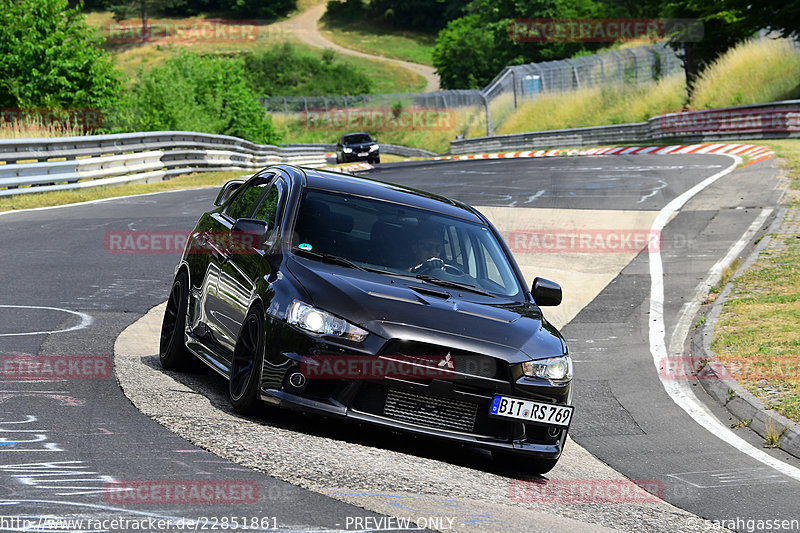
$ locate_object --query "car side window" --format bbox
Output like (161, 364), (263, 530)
(251, 178), (286, 229)
(225, 175), (273, 220)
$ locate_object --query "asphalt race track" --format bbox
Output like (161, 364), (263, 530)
(1, 154), (798, 533)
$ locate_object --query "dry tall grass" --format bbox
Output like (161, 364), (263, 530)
(0, 118), (88, 139)
(273, 104), (485, 154)
(497, 74), (686, 134)
(690, 38), (800, 109)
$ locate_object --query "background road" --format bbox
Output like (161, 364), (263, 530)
(1, 155), (797, 532)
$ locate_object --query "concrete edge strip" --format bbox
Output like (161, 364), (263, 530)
(648, 154), (800, 481)
(694, 206), (800, 458)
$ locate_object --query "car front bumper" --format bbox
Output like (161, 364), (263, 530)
(260, 333), (572, 459)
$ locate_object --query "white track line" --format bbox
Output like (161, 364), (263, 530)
(0, 305), (93, 336)
(648, 155), (800, 482)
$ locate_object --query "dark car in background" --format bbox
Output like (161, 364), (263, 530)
(159, 164), (573, 474)
(336, 132), (380, 164)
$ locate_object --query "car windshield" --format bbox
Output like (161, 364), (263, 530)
(343, 134), (372, 144)
(291, 189), (523, 298)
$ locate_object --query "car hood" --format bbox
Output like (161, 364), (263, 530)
(286, 258), (566, 363)
(343, 142), (375, 150)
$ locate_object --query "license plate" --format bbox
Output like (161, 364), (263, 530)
(358, 152), (368, 157)
(490, 395), (573, 427)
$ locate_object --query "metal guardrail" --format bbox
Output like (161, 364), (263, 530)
(450, 100), (800, 154)
(3, 101), (796, 196)
(0, 132), (437, 197)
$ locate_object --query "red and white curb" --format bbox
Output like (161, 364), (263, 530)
(429, 143), (775, 166)
(320, 153), (375, 173)
(322, 143), (775, 173)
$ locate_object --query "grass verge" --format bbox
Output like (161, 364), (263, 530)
(711, 139), (800, 424)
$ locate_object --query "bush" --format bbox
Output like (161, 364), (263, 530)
(0, 0), (122, 113)
(244, 43), (373, 97)
(106, 51), (280, 144)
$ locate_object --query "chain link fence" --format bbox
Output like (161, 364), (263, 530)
(261, 43), (682, 136)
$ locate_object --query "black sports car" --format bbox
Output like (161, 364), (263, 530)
(335, 132), (380, 164)
(160, 165), (573, 473)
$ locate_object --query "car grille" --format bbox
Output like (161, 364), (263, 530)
(383, 388), (478, 432)
(379, 340), (507, 380)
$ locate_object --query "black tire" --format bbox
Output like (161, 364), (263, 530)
(492, 451), (560, 476)
(229, 307), (265, 414)
(335, 153), (342, 164)
(159, 271), (197, 371)
(371, 156), (381, 164)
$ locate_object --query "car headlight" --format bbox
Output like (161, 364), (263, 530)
(288, 301), (368, 342)
(522, 355), (572, 383)
(369, 144), (379, 152)
(343, 147), (353, 153)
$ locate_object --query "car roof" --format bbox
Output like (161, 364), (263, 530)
(295, 166), (485, 223)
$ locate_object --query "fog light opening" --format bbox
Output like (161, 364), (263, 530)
(547, 426), (561, 438)
(285, 370), (307, 393)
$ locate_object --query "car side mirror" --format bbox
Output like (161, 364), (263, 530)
(373, 137), (379, 143)
(214, 180), (245, 207)
(231, 218), (269, 250)
(532, 277), (562, 306)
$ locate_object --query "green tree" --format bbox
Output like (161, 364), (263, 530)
(663, 0), (753, 96)
(108, 51), (281, 144)
(433, 0), (604, 89)
(0, 0), (123, 112)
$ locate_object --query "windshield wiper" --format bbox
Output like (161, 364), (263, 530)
(414, 275), (494, 297)
(294, 248), (367, 271)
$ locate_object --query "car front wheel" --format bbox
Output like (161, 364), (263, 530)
(229, 307), (265, 414)
(159, 271), (198, 371)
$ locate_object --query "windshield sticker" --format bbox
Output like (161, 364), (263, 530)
(299, 243), (313, 251)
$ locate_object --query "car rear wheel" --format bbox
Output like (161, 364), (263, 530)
(492, 451), (560, 475)
(159, 271), (198, 371)
(229, 307), (265, 414)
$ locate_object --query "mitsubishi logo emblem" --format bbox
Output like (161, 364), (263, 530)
(438, 352), (455, 370)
